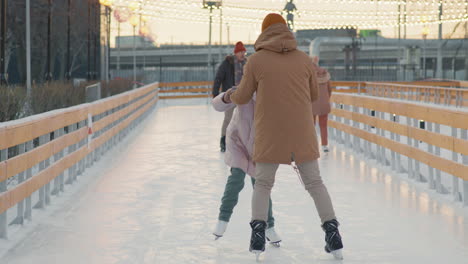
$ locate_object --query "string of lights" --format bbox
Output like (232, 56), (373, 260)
(108, 0), (468, 31)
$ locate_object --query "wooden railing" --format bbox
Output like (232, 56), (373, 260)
(158, 81), (367, 99)
(329, 93), (468, 206)
(0, 82), (159, 238)
(365, 82), (467, 108)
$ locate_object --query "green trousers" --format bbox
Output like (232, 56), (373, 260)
(218, 168), (275, 227)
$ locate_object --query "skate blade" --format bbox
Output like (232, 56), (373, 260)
(269, 241), (281, 247)
(331, 249), (343, 260)
(213, 234), (222, 240)
(251, 250), (262, 262)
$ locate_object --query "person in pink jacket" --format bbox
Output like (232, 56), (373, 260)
(211, 89), (281, 246)
(311, 56), (333, 153)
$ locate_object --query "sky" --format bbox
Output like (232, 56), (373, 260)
(109, 0), (468, 47)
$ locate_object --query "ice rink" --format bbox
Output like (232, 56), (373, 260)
(2, 99), (467, 264)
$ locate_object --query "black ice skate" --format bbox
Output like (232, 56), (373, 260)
(322, 219), (344, 260)
(220, 136), (226, 152)
(249, 220), (267, 261)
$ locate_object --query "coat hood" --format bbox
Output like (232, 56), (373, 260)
(254, 24), (297, 53)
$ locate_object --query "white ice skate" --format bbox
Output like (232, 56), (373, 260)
(213, 220), (228, 240)
(330, 249), (343, 260)
(251, 250), (262, 262)
(322, 145), (329, 153)
(265, 227), (282, 247)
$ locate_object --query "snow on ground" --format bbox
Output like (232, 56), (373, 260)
(1, 98), (467, 264)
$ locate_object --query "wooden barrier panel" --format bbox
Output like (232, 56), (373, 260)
(331, 93), (468, 130)
(365, 82), (467, 107)
(0, 83), (159, 218)
(328, 120), (468, 180)
(331, 108), (468, 156)
(2, 108), (88, 150)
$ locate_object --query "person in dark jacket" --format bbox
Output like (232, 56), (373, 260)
(212, 41), (247, 152)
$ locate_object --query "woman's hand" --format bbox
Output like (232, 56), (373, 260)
(223, 87), (237, 104)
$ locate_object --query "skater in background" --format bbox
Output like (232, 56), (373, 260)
(311, 56), (332, 153)
(212, 41), (247, 152)
(227, 13), (343, 259)
(211, 49), (281, 245)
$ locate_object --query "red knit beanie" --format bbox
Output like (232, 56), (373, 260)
(262, 13), (287, 32)
(234, 41), (246, 54)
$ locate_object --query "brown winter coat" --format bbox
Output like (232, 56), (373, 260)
(230, 23), (320, 165)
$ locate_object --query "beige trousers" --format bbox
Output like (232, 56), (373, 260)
(221, 107), (234, 136)
(252, 160), (336, 224)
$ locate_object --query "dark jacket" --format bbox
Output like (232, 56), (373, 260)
(212, 55), (235, 97)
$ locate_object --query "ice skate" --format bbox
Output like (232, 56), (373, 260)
(265, 227), (282, 247)
(249, 220), (267, 259)
(322, 219), (343, 260)
(220, 136), (226, 152)
(213, 220), (228, 240)
(322, 145), (329, 153)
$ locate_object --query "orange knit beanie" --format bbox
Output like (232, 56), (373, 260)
(261, 13), (287, 32)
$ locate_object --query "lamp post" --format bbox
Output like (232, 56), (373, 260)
(99, 0), (113, 83)
(422, 26), (429, 79)
(26, 0), (31, 94)
(45, 0), (53, 81)
(130, 15), (138, 88)
(0, 0), (7, 85)
(203, 1), (221, 81)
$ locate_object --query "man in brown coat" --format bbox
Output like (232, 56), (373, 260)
(227, 13), (343, 259)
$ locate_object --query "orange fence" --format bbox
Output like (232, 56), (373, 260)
(329, 93), (468, 206)
(158, 81), (467, 108)
(0, 82), (159, 238)
(365, 82), (467, 108)
(158, 81), (367, 99)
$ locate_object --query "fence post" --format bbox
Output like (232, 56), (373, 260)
(51, 129), (61, 196)
(44, 133), (51, 206)
(0, 148), (8, 238)
(462, 129), (468, 206)
(379, 111), (386, 165)
(390, 114), (396, 171)
(344, 105), (352, 149)
(11, 143), (26, 225)
(58, 128), (65, 192)
(451, 127), (461, 201)
(393, 115), (402, 172)
(352, 105), (360, 153)
(426, 122), (436, 189)
(66, 124), (76, 185)
(34, 135), (47, 209)
(406, 117), (414, 179)
(434, 123), (445, 193)
(365, 108), (372, 159)
(412, 118), (422, 182)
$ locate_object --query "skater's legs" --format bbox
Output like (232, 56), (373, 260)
(219, 168), (247, 222)
(318, 115), (329, 146)
(221, 107), (234, 137)
(250, 177), (275, 228)
(297, 160), (336, 223)
(252, 163), (279, 222)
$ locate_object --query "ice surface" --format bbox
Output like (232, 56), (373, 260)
(1, 99), (467, 264)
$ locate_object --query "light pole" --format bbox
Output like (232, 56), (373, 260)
(66, 0), (71, 80)
(26, 0), (31, 93)
(0, 0), (7, 85)
(45, 0), (53, 82)
(99, 0), (113, 82)
(422, 27), (429, 79)
(203, 1), (221, 81)
(436, 0), (443, 78)
(130, 15), (138, 88)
